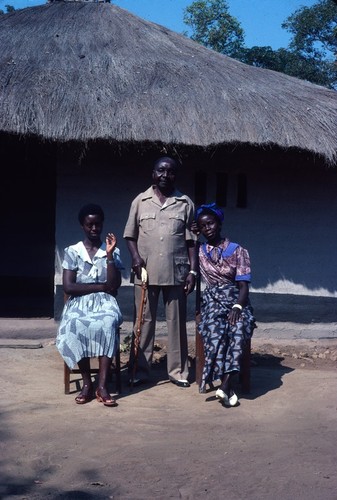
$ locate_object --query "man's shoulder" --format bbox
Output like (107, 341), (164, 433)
(173, 189), (194, 205)
(131, 186), (153, 203)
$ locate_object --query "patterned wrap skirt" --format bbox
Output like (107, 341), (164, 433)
(56, 292), (123, 369)
(198, 283), (256, 392)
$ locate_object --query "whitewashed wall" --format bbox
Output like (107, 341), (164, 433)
(55, 155), (337, 320)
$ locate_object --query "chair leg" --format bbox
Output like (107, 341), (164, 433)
(115, 345), (121, 394)
(63, 350), (121, 396)
(240, 339), (251, 393)
(64, 362), (71, 394)
(195, 319), (205, 387)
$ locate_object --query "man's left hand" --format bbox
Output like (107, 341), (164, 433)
(184, 273), (196, 295)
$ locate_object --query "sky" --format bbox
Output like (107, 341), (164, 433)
(1, 0), (318, 50)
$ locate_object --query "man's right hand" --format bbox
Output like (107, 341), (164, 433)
(132, 261), (145, 280)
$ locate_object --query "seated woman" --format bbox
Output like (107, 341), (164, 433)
(56, 203), (123, 407)
(195, 203), (256, 406)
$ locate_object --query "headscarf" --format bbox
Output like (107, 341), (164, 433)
(195, 203), (224, 223)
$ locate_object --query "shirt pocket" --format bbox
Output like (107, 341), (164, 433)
(139, 212), (156, 232)
(168, 213), (185, 235)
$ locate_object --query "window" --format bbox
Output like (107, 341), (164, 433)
(216, 172), (228, 207)
(194, 170), (207, 205)
(237, 173), (247, 208)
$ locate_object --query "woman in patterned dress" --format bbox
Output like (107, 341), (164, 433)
(195, 203), (256, 406)
(56, 204), (123, 406)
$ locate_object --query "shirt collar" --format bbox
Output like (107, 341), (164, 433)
(141, 185), (185, 202)
(74, 241), (106, 263)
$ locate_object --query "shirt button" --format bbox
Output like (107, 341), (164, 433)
(160, 237), (163, 241)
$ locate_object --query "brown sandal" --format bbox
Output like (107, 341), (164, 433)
(95, 388), (118, 407)
(75, 385), (93, 404)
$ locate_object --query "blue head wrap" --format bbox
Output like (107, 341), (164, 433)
(195, 203), (224, 223)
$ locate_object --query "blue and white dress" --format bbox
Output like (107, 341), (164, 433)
(56, 241), (123, 369)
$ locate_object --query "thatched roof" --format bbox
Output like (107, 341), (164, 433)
(0, 1), (337, 163)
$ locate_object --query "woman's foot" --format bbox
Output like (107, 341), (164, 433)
(75, 383), (93, 404)
(215, 388), (238, 407)
(96, 387), (118, 407)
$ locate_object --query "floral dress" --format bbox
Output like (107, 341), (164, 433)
(198, 239), (256, 392)
(56, 241), (123, 369)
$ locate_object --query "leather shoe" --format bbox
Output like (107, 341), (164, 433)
(171, 379), (190, 388)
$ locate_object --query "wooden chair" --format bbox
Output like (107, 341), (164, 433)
(62, 293), (122, 394)
(63, 340), (121, 395)
(195, 276), (251, 394)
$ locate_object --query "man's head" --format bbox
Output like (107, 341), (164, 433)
(152, 157), (178, 195)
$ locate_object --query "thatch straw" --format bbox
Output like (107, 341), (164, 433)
(0, 1), (336, 163)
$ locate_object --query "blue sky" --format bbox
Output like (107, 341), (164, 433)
(2, 0), (317, 50)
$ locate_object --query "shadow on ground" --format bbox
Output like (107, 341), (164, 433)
(103, 352), (295, 404)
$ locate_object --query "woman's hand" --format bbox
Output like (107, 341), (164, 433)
(105, 232), (121, 293)
(228, 282), (249, 324)
(228, 307), (241, 325)
(191, 220), (200, 236)
(106, 232), (117, 255)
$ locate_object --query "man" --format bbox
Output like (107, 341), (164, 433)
(124, 156), (197, 387)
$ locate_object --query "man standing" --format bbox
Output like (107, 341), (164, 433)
(124, 156), (197, 387)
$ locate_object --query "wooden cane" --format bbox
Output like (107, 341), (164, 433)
(130, 268), (147, 390)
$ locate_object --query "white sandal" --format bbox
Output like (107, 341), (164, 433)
(215, 388), (238, 406)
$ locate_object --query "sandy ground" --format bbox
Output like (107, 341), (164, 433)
(1, 320), (337, 500)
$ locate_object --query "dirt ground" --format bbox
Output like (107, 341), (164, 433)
(1, 327), (337, 500)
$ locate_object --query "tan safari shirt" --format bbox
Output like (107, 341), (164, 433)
(123, 186), (196, 286)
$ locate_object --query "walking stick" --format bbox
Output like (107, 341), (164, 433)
(195, 261), (205, 389)
(130, 267), (148, 390)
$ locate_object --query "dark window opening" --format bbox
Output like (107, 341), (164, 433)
(215, 172), (228, 207)
(194, 170), (207, 206)
(237, 173), (247, 208)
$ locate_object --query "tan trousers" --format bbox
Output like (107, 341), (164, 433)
(130, 284), (189, 382)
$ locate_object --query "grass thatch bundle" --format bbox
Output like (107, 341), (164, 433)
(0, 1), (336, 163)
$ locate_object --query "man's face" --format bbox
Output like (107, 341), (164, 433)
(152, 161), (177, 191)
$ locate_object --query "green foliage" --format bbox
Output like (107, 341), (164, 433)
(239, 46), (335, 88)
(282, 0), (337, 59)
(183, 0), (244, 58)
(184, 0), (337, 89)
(0, 4), (15, 14)
(281, 0), (337, 88)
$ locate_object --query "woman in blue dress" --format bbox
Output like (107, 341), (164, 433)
(56, 203), (123, 406)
